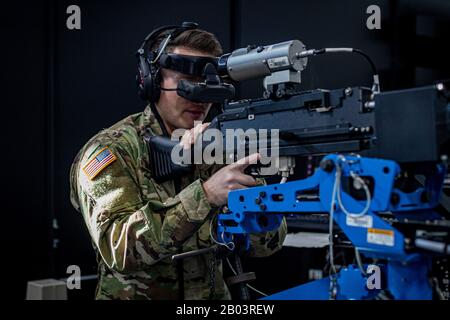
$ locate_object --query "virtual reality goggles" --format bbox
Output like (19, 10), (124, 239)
(159, 53), (218, 76)
(157, 53), (235, 103)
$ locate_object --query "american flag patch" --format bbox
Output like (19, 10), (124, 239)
(82, 147), (117, 180)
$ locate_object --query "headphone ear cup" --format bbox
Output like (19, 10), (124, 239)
(137, 55), (150, 101)
(137, 23), (199, 102)
(151, 67), (161, 103)
(136, 53), (162, 103)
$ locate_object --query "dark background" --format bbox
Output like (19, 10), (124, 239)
(2, 0), (450, 299)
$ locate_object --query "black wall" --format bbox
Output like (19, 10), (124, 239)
(2, 0), (450, 299)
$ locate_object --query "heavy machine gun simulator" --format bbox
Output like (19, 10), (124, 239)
(147, 39), (450, 300)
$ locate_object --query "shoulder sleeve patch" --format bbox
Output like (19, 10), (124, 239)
(82, 146), (117, 180)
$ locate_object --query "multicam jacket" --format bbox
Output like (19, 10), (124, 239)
(69, 105), (287, 300)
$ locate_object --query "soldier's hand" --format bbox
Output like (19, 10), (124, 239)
(179, 122), (210, 150)
(202, 153), (260, 207)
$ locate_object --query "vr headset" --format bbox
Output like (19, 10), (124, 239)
(136, 22), (235, 104)
(158, 52), (235, 103)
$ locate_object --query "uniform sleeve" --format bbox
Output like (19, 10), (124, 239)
(72, 140), (215, 274)
(247, 178), (287, 257)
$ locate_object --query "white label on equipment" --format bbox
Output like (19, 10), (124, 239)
(346, 215), (373, 228)
(268, 56), (290, 69)
(367, 228), (394, 247)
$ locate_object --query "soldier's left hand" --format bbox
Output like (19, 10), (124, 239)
(179, 122), (210, 150)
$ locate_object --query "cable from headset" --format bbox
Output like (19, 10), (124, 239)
(296, 48), (380, 93)
(209, 214), (235, 251)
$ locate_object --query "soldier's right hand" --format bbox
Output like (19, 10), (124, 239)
(202, 153), (260, 207)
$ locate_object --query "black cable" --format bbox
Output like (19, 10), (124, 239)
(351, 49), (378, 76)
(310, 48), (377, 75)
(301, 48), (380, 92)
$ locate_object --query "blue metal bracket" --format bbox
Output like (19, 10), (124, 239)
(216, 154), (446, 299)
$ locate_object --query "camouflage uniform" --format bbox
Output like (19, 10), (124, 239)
(70, 105), (287, 300)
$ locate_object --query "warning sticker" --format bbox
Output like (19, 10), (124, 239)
(367, 228), (394, 247)
(346, 215), (373, 228)
(268, 56), (290, 69)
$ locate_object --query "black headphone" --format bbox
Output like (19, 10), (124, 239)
(136, 22), (199, 103)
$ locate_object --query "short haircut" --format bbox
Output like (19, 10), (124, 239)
(151, 28), (223, 57)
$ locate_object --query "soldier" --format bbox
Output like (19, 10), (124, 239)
(69, 23), (287, 300)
